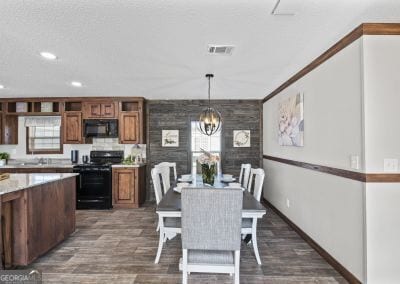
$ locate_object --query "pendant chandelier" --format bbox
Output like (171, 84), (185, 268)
(198, 74), (222, 136)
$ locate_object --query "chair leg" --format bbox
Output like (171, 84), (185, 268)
(234, 250), (240, 284)
(251, 218), (261, 265)
(182, 249), (188, 284)
(156, 220), (159, 232)
(154, 229), (164, 264)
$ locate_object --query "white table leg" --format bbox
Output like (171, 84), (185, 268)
(251, 217), (261, 265)
(155, 216), (164, 263)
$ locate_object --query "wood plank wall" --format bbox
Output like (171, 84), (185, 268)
(146, 100), (262, 201)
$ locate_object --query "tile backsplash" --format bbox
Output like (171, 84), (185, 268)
(92, 138), (124, 151)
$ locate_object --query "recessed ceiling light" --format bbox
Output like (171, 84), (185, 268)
(0, 85), (4, 89)
(71, 81), (83, 87)
(40, 51), (57, 60)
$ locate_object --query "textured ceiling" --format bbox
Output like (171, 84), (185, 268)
(0, 0), (399, 99)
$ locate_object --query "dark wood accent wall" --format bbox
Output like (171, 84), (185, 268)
(146, 100), (262, 200)
(264, 155), (400, 183)
(263, 23), (400, 103)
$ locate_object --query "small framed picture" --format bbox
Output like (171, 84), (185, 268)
(162, 130), (179, 147)
(233, 130), (250, 147)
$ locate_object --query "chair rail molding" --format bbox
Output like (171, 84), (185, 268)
(263, 155), (400, 183)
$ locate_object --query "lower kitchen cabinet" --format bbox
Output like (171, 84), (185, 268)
(112, 166), (145, 208)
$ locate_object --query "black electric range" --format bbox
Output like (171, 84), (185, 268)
(73, 150), (124, 209)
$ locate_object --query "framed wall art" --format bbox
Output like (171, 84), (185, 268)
(162, 130), (179, 147)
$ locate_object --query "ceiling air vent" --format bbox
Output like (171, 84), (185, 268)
(208, 45), (235, 55)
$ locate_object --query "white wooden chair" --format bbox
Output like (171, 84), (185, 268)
(181, 188), (242, 284)
(238, 163), (251, 189)
(155, 162), (177, 193)
(241, 168), (265, 265)
(151, 167), (181, 264)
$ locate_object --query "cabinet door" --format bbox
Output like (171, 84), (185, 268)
(112, 168), (136, 206)
(119, 112), (140, 144)
(84, 103), (101, 118)
(101, 103), (115, 118)
(0, 115), (2, 144)
(63, 112), (82, 144)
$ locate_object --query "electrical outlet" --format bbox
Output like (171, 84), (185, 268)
(384, 159), (399, 172)
(286, 198), (290, 208)
(350, 155), (360, 170)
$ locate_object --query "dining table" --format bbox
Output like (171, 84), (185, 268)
(156, 174), (267, 264)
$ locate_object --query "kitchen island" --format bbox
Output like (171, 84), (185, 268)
(0, 173), (78, 268)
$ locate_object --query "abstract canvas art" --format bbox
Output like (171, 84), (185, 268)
(278, 93), (304, 146)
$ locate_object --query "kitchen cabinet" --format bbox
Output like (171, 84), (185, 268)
(0, 175), (76, 267)
(0, 115), (2, 144)
(0, 97), (145, 147)
(2, 115), (18, 145)
(83, 102), (116, 119)
(101, 103), (115, 117)
(119, 112), (140, 144)
(112, 166), (145, 208)
(63, 112), (82, 144)
(83, 102), (101, 118)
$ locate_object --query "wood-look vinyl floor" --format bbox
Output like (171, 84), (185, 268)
(27, 203), (347, 284)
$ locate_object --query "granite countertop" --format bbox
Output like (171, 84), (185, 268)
(0, 173), (78, 196)
(112, 163), (146, 168)
(1, 164), (74, 169)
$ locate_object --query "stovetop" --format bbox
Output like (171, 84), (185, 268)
(73, 150), (124, 169)
(73, 162), (112, 168)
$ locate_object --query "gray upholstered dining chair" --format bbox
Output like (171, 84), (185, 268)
(151, 167), (181, 263)
(242, 168), (265, 265)
(155, 162), (177, 193)
(239, 163), (251, 189)
(181, 188), (243, 284)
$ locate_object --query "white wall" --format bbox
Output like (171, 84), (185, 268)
(362, 36), (400, 173)
(264, 34), (400, 284)
(264, 160), (365, 278)
(362, 36), (400, 283)
(365, 183), (400, 284)
(263, 39), (364, 171)
(263, 38), (366, 282)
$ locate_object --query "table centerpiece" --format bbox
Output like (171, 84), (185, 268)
(197, 149), (219, 185)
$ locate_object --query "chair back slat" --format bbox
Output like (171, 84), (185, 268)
(181, 188), (242, 251)
(247, 168), (265, 202)
(155, 162), (177, 193)
(239, 164), (251, 189)
(151, 168), (164, 204)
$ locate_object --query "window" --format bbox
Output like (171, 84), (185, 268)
(191, 121), (221, 174)
(25, 116), (62, 154)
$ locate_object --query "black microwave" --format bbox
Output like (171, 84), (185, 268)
(84, 119), (118, 138)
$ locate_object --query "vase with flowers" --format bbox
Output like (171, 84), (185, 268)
(197, 149), (220, 185)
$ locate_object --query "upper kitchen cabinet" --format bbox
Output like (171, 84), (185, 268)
(62, 112), (83, 144)
(119, 99), (145, 144)
(119, 112), (140, 144)
(83, 101), (117, 119)
(0, 97), (145, 146)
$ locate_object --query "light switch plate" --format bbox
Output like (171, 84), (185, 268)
(384, 159), (399, 172)
(350, 155), (360, 170)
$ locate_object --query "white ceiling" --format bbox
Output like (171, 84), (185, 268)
(0, 0), (399, 100)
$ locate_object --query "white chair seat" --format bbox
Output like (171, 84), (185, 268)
(241, 218), (252, 228)
(188, 250), (234, 265)
(164, 217), (181, 228)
